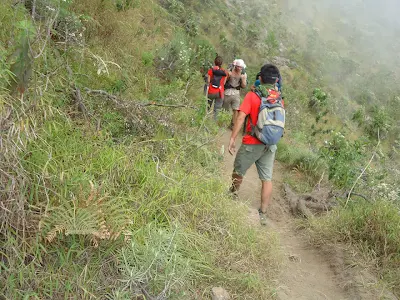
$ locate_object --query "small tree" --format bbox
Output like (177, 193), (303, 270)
(366, 105), (392, 139)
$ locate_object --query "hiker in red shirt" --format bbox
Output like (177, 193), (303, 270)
(206, 56), (228, 120)
(228, 64), (282, 226)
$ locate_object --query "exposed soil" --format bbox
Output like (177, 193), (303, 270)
(219, 131), (397, 300)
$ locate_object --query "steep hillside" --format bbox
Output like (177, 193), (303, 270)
(1, 0), (400, 298)
(1, 0), (284, 298)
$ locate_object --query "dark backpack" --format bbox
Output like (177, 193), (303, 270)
(250, 89), (285, 145)
(210, 67), (227, 88)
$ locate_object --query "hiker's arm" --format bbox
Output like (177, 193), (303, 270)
(240, 73), (247, 88)
(223, 70), (229, 85)
(206, 70), (211, 97)
(228, 111), (246, 155)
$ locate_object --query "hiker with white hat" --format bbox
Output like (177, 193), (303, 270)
(223, 59), (247, 129)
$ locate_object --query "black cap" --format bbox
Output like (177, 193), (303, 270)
(260, 64), (280, 84)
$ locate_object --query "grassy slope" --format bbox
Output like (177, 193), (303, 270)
(2, 0), (400, 298)
(0, 0), (283, 299)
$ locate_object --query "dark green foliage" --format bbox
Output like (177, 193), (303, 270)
(141, 51), (154, 67)
(366, 105), (392, 139)
(102, 111), (127, 137)
(352, 107), (366, 126)
(115, 0), (139, 11)
(154, 33), (193, 80)
(8, 20), (35, 95)
(161, 0), (199, 36)
(192, 38), (215, 69)
(183, 11), (200, 37)
(309, 88), (328, 111)
(319, 132), (366, 188)
(265, 31), (279, 56)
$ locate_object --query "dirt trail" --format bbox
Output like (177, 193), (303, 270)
(219, 131), (366, 300)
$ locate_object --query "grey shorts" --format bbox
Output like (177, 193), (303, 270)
(208, 93), (223, 110)
(223, 93), (241, 111)
(233, 144), (277, 181)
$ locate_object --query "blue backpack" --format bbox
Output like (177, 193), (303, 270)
(250, 89), (285, 145)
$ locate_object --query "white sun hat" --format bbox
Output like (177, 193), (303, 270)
(233, 59), (246, 69)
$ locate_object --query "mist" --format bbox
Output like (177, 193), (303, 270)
(278, 0), (400, 102)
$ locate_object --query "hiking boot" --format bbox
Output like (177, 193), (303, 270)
(228, 187), (239, 200)
(258, 208), (268, 226)
(231, 190), (239, 200)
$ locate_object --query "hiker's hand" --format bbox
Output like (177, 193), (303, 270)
(228, 138), (236, 155)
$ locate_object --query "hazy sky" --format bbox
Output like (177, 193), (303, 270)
(280, 0), (400, 75)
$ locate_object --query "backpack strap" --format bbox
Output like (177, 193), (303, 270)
(211, 68), (227, 76)
(247, 91), (264, 135)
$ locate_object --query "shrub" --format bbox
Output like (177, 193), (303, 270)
(309, 88), (328, 111)
(319, 131), (365, 188)
(154, 33), (193, 80)
(115, 0), (139, 11)
(352, 106), (366, 126)
(182, 11), (200, 37)
(366, 105), (392, 139)
(141, 51), (154, 66)
(192, 38), (215, 70)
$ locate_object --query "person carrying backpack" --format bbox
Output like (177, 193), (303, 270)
(206, 56), (228, 119)
(223, 59), (247, 129)
(228, 64), (285, 226)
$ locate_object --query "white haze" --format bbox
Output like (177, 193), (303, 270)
(279, 0), (400, 100)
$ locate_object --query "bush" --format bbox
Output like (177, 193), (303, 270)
(115, 0), (139, 11)
(309, 88), (328, 111)
(192, 38), (215, 70)
(154, 32), (193, 80)
(182, 11), (200, 37)
(352, 106), (366, 126)
(366, 105), (392, 139)
(141, 51), (154, 66)
(319, 131), (365, 188)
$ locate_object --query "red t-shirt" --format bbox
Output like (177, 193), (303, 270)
(207, 67), (228, 95)
(239, 91), (263, 145)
